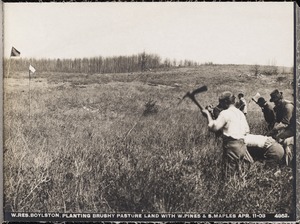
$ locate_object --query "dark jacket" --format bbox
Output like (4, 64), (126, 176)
(213, 104), (223, 119)
(261, 103), (275, 130)
(274, 100), (294, 131)
(212, 104), (224, 137)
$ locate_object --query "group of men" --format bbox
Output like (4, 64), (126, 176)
(202, 89), (295, 174)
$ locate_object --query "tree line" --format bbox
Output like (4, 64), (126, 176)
(5, 52), (199, 75)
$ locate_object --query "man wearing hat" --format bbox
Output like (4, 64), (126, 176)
(202, 91), (253, 177)
(256, 97), (276, 131)
(268, 89), (294, 165)
(235, 93), (247, 116)
(268, 89), (294, 140)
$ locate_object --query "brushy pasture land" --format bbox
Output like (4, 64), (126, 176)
(4, 65), (295, 214)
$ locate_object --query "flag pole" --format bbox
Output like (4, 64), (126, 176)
(6, 46), (21, 100)
(7, 56), (11, 78)
(29, 69), (31, 118)
(4, 57), (11, 100)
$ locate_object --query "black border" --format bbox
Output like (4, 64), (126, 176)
(1, 1), (299, 223)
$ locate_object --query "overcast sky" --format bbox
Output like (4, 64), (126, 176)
(4, 2), (294, 67)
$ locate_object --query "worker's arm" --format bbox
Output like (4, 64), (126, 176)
(202, 109), (226, 132)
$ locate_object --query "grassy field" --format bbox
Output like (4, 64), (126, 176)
(3, 64), (295, 214)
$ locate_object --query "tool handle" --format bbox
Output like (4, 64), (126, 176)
(190, 96), (203, 110)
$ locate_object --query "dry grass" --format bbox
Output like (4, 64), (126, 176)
(3, 65), (295, 214)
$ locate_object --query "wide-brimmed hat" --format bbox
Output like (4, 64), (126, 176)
(270, 89), (283, 102)
(257, 97), (266, 107)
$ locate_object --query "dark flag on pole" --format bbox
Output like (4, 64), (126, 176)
(11, 47), (20, 57)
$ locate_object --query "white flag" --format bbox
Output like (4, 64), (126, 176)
(29, 64), (36, 74)
(251, 92), (261, 103)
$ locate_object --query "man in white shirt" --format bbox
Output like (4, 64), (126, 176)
(202, 91), (253, 177)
